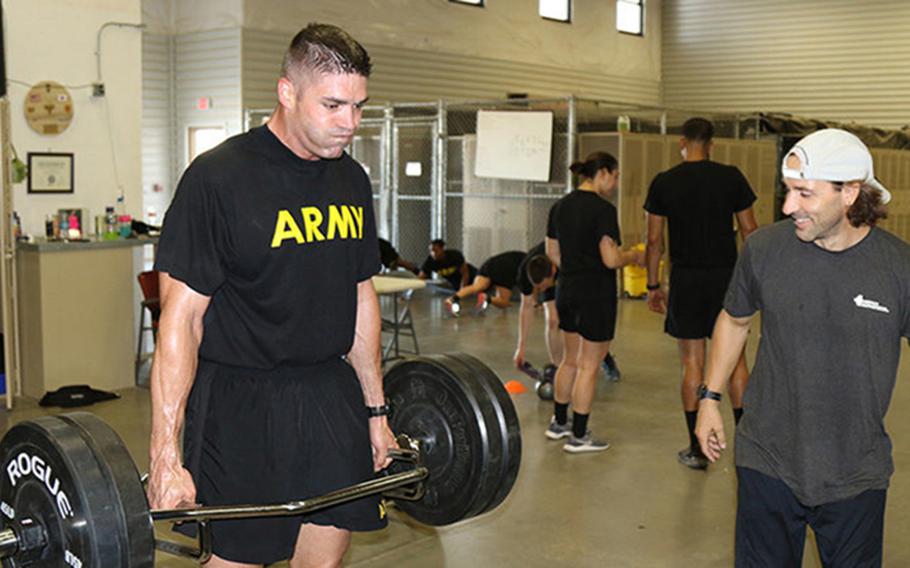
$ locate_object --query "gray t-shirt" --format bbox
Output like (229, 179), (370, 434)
(725, 220), (910, 506)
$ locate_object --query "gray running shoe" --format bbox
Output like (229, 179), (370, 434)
(563, 432), (610, 453)
(601, 355), (621, 382)
(545, 418), (572, 440)
(677, 446), (709, 470)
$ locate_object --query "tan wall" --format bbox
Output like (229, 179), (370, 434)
(871, 148), (910, 243)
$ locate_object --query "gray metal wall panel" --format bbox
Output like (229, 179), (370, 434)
(175, 28), (243, 175)
(662, 0), (910, 129)
(241, 28), (660, 111)
(142, 33), (175, 225)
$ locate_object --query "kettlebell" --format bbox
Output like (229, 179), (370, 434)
(536, 379), (554, 401)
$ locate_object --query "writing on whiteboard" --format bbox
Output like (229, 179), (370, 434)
(475, 111), (553, 182)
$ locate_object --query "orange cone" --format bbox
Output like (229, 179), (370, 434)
(504, 380), (527, 394)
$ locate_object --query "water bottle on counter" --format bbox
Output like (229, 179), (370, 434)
(104, 206), (118, 241)
(118, 215), (132, 239)
(59, 215), (69, 241)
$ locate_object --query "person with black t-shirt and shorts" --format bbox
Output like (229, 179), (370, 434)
(147, 24), (396, 567)
(546, 152), (643, 453)
(643, 117), (758, 470)
(514, 243), (622, 381)
(418, 239), (477, 290)
(514, 242), (560, 369)
(445, 249), (524, 313)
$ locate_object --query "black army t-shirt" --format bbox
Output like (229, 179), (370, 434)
(155, 125), (381, 369)
(546, 190), (621, 291)
(479, 251), (525, 289)
(644, 160), (756, 268)
(421, 249), (468, 289)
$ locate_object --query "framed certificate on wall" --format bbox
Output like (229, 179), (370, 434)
(27, 152), (74, 194)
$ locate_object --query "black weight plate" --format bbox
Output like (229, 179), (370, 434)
(0, 415), (134, 567)
(384, 356), (490, 526)
(61, 413), (154, 567)
(442, 353), (521, 514)
(432, 354), (505, 520)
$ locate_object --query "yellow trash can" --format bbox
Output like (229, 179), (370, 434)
(622, 244), (662, 298)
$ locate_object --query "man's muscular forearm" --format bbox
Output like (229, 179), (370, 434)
(347, 280), (385, 407)
(347, 279), (396, 471)
(148, 273), (210, 508)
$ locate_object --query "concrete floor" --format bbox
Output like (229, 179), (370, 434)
(3, 290), (910, 566)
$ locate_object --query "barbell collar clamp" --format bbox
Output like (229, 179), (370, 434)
(0, 518), (48, 559)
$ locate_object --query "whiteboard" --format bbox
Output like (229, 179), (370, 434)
(474, 110), (553, 182)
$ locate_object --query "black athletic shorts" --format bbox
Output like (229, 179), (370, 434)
(665, 265), (734, 339)
(178, 358), (387, 564)
(555, 280), (616, 342)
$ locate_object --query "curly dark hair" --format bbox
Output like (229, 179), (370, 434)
(837, 183), (888, 227)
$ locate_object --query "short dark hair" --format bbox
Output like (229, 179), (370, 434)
(430, 239), (446, 247)
(527, 254), (553, 285)
(569, 152), (618, 179)
(682, 117), (714, 144)
(836, 183), (888, 228)
(282, 23), (372, 80)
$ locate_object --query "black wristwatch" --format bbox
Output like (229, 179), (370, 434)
(366, 404), (392, 418)
(646, 283), (660, 291)
(697, 384), (722, 402)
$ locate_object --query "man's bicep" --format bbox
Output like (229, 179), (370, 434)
(159, 272), (212, 328)
(719, 309), (754, 329)
(723, 245), (760, 317)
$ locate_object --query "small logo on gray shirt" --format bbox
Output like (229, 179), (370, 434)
(853, 294), (890, 314)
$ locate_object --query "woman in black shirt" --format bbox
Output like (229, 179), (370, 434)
(545, 152), (642, 452)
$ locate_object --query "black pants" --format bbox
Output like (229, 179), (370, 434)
(736, 467), (886, 567)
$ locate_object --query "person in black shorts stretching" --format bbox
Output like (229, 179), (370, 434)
(378, 237), (418, 273)
(514, 243), (621, 380)
(546, 152), (643, 453)
(445, 249), (524, 313)
(643, 117), (758, 470)
(418, 239), (477, 290)
(147, 24), (396, 567)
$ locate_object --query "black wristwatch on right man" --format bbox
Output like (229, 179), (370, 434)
(697, 384), (722, 402)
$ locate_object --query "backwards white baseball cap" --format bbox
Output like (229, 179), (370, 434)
(782, 128), (891, 204)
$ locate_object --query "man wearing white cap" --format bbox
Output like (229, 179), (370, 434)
(695, 128), (909, 565)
